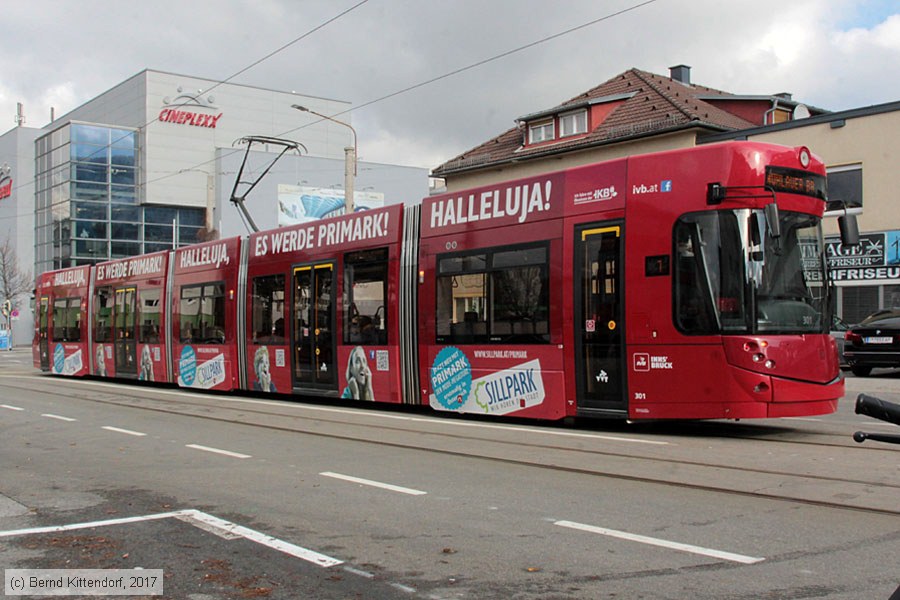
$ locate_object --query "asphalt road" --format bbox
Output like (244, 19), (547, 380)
(1, 349), (898, 599)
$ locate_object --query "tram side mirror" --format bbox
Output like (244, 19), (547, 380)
(706, 182), (726, 205)
(838, 213), (860, 247)
(764, 203), (781, 239)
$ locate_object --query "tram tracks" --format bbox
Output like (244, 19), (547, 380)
(4, 373), (899, 517)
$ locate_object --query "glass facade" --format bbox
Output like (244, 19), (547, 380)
(35, 123), (206, 272)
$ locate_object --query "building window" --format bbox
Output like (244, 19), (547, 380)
(837, 284), (900, 324)
(839, 285), (879, 324)
(826, 164), (863, 214)
(35, 123), (140, 271)
(528, 120), (555, 144)
(559, 109), (588, 137)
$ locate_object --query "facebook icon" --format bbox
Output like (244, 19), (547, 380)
(661, 180), (673, 192)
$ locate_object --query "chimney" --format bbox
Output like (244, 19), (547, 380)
(669, 64), (691, 85)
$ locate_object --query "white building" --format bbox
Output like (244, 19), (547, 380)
(0, 69), (430, 347)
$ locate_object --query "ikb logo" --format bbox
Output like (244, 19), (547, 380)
(633, 353), (650, 372)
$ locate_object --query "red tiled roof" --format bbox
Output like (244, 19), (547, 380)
(433, 68), (760, 177)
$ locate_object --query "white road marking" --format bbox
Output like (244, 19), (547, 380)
(390, 582), (418, 594)
(0, 509), (342, 568)
(1, 404), (24, 411)
(42, 413), (77, 422)
(101, 426), (147, 437)
(181, 510), (341, 566)
(0, 511), (180, 538)
(320, 472), (427, 496)
(342, 566), (375, 579)
(186, 443), (251, 459)
(554, 520), (765, 564)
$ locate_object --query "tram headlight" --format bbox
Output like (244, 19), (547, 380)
(798, 147), (811, 168)
(752, 353), (765, 363)
(764, 359), (776, 369)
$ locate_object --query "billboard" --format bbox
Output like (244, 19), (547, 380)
(277, 184), (385, 226)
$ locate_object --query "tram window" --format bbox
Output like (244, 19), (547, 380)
(344, 248), (388, 345)
(39, 299), (48, 331)
(94, 287), (113, 342)
(436, 243), (549, 344)
(179, 282), (226, 344)
(52, 297), (82, 342)
(138, 288), (162, 343)
(252, 274), (286, 344)
(674, 221), (717, 334)
(491, 246), (549, 342)
(673, 214), (746, 334)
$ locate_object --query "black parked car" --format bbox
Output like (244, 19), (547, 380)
(830, 316), (850, 369)
(843, 309), (900, 377)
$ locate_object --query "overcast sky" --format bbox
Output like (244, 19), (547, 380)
(1, 0), (897, 170)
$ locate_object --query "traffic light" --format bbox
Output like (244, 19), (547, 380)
(1, 299), (10, 317)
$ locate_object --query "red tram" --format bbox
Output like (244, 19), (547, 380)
(34, 142), (847, 420)
(91, 251), (170, 381)
(34, 265), (91, 376)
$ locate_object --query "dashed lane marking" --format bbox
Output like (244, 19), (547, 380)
(320, 472), (427, 496)
(42, 413), (77, 422)
(101, 426), (147, 437)
(186, 443), (251, 459)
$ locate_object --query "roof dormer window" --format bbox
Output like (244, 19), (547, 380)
(559, 109), (587, 137)
(528, 120), (555, 144)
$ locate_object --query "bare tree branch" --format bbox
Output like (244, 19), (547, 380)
(0, 238), (33, 308)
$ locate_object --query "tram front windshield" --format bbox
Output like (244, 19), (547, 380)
(674, 209), (829, 335)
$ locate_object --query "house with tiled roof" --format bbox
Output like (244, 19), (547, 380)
(433, 65), (827, 191)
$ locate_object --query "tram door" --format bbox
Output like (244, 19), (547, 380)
(38, 296), (50, 370)
(575, 223), (627, 414)
(292, 263), (336, 389)
(113, 287), (137, 376)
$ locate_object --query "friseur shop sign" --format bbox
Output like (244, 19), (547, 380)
(826, 231), (900, 282)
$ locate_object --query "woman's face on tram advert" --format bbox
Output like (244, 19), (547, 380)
(253, 347), (274, 392)
(344, 346), (374, 401)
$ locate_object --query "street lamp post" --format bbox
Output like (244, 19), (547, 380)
(291, 104), (357, 213)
